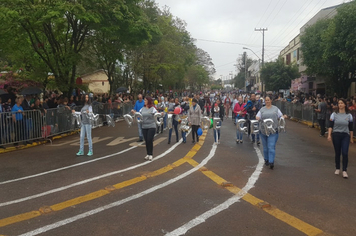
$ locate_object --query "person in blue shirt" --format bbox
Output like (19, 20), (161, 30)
(11, 97), (27, 146)
(131, 94), (145, 142)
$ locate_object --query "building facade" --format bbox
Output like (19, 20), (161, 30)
(81, 69), (110, 94)
(279, 4), (343, 96)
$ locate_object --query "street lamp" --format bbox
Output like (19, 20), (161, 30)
(243, 47), (260, 60)
(243, 47), (262, 93)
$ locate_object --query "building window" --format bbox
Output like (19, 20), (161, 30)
(102, 81), (104, 86)
(297, 48), (300, 60)
(286, 53), (291, 65)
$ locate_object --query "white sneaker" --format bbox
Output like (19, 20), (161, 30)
(148, 155), (153, 161)
(343, 171), (348, 179)
(335, 169), (340, 175)
(144, 155), (149, 160)
(236, 139), (240, 143)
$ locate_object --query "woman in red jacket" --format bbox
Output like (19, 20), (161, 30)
(234, 96), (247, 143)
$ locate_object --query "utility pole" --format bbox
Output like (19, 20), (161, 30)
(244, 51), (247, 92)
(255, 28), (267, 94)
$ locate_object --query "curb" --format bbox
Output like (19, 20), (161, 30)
(289, 117), (356, 142)
(0, 130), (80, 155)
(0, 118), (124, 155)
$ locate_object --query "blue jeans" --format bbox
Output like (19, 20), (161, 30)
(163, 113), (167, 129)
(169, 119), (179, 142)
(138, 122), (143, 140)
(236, 119), (244, 140)
(181, 131), (186, 142)
(251, 133), (260, 142)
(80, 124), (93, 152)
(260, 132), (279, 164)
(213, 121), (221, 142)
(332, 132), (350, 171)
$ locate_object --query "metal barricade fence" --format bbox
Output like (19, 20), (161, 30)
(1, 101), (134, 147)
(274, 101), (356, 137)
(0, 110), (45, 145)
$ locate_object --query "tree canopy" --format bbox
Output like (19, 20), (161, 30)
(300, 1), (356, 97)
(0, 0), (215, 95)
(260, 58), (299, 92)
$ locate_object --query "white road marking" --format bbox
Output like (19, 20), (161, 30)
(107, 137), (137, 146)
(70, 137), (112, 146)
(0, 146), (137, 186)
(165, 146), (264, 236)
(129, 137), (167, 147)
(0, 131), (190, 208)
(18, 143), (217, 236)
(0, 132), (164, 186)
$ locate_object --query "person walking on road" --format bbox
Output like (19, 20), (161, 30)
(132, 96), (161, 161)
(133, 94), (145, 142)
(328, 99), (354, 179)
(224, 95), (231, 118)
(246, 93), (262, 144)
(315, 96), (327, 137)
(211, 98), (224, 144)
(188, 98), (202, 144)
(74, 94), (93, 156)
(168, 98), (181, 144)
(234, 95), (246, 143)
(256, 95), (287, 170)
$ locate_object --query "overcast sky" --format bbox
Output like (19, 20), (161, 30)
(154, 0), (350, 80)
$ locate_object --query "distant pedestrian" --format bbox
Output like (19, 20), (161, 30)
(328, 99), (354, 179)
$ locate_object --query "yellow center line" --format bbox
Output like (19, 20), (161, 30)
(186, 158), (324, 236)
(0, 133), (208, 229)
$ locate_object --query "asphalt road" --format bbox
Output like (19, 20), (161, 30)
(0, 117), (355, 236)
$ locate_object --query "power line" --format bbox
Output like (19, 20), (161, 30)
(266, 0), (317, 45)
(277, 0), (328, 46)
(266, 0), (289, 28)
(195, 38), (283, 48)
(246, 0), (274, 44)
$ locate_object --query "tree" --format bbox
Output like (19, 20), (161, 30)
(261, 58), (299, 91)
(300, 1), (356, 97)
(89, 0), (157, 95)
(234, 53), (253, 90)
(0, 0), (147, 96)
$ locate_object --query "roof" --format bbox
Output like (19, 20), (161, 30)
(81, 69), (107, 78)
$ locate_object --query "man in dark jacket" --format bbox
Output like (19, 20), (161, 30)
(246, 93), (262, 144)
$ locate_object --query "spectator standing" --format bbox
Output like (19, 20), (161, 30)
(12, 97), (28, 145)
(328, 99), (354, 179)
(315, 96), (327, 137)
